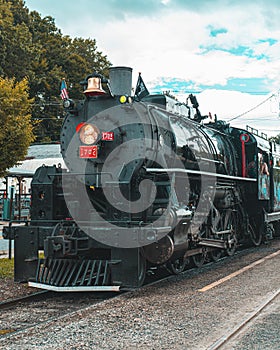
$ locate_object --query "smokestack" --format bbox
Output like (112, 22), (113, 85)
(109, 66), (132, 96)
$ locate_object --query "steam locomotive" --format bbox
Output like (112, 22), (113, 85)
(4, 66), (280, 291)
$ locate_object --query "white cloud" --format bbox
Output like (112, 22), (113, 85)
(71, 7), (279, 91)
(25, 1), (280, 94)
(24, 0), (280, 135)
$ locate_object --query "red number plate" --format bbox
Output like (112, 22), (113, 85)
(102, 132), (114, 141)
(79, 146), (98, 158)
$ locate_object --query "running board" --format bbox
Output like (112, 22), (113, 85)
(199, 238), (226, 249)
(265, 211), (280, 223)
(28, 281), (120, 292)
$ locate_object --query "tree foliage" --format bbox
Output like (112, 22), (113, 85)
(0, 77), (35, 176)
(0, 0), (112, 142)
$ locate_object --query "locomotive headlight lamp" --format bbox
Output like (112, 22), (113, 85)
(78, 123), (100, 145)
(63, 98), (74, 109)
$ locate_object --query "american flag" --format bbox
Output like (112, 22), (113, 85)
(60, 79), (69, 100)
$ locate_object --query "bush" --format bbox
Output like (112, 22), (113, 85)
(0, 258), (14, 278)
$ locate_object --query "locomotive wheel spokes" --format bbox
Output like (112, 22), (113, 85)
(208, 248), (222, 262)
(138, 249), (147, 286)
(226, 232), (238, 256)
(206, 206), (224, 262)
(166, 256), (188, 275)
(249, 223), (262, 246)
(221, 209), (238, 256)
(192, 248), (207, 267)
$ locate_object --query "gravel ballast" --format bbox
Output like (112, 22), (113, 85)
(0, 240), (279, 349)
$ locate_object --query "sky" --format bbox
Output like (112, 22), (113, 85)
(24, 0), (280, 136)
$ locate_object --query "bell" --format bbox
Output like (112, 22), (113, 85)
(84, 77), (106, 95)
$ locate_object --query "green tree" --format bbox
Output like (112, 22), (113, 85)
(0, 0), (112, 142)
(0, 77), (35, 176)
(65, 37), (111, 99)
(0, 0), (34, 80)
(0, 0), (13, 76)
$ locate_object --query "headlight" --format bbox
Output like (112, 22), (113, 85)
(63, 99), (74, 109)
(78, 123), (100, 145)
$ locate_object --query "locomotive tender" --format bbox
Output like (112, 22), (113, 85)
(4, 66), (280, 291)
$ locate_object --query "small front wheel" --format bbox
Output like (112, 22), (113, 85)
(192, 248), (207, 267)
(166, 257), (188, 275)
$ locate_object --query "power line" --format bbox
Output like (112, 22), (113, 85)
(260, 129), (280, 132)
(150, 89), (273, 95)
(232, 117), (278, 121)
(228, 90), (279, 122)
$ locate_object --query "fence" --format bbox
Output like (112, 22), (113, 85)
(0, 188), (31, 221)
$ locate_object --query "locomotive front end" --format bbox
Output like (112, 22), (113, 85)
(26, 67), (180, 290)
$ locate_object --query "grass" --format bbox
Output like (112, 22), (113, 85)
(0, 253), (44, 279)
(0, 258), (14, 278)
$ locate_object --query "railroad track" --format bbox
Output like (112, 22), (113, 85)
(1, 239), (279, 342)
(0, 290), (51, 311)
(208, 288), (280, 350)
(0, 290), (117, 337)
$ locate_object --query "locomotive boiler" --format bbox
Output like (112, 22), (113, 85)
(4, 66), (280, 291)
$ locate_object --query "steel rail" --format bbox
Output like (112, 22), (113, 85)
(0, 290), (50, 310)
(208, 288), (280, 350)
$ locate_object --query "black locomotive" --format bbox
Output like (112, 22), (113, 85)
(4, 66), (280, 291)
